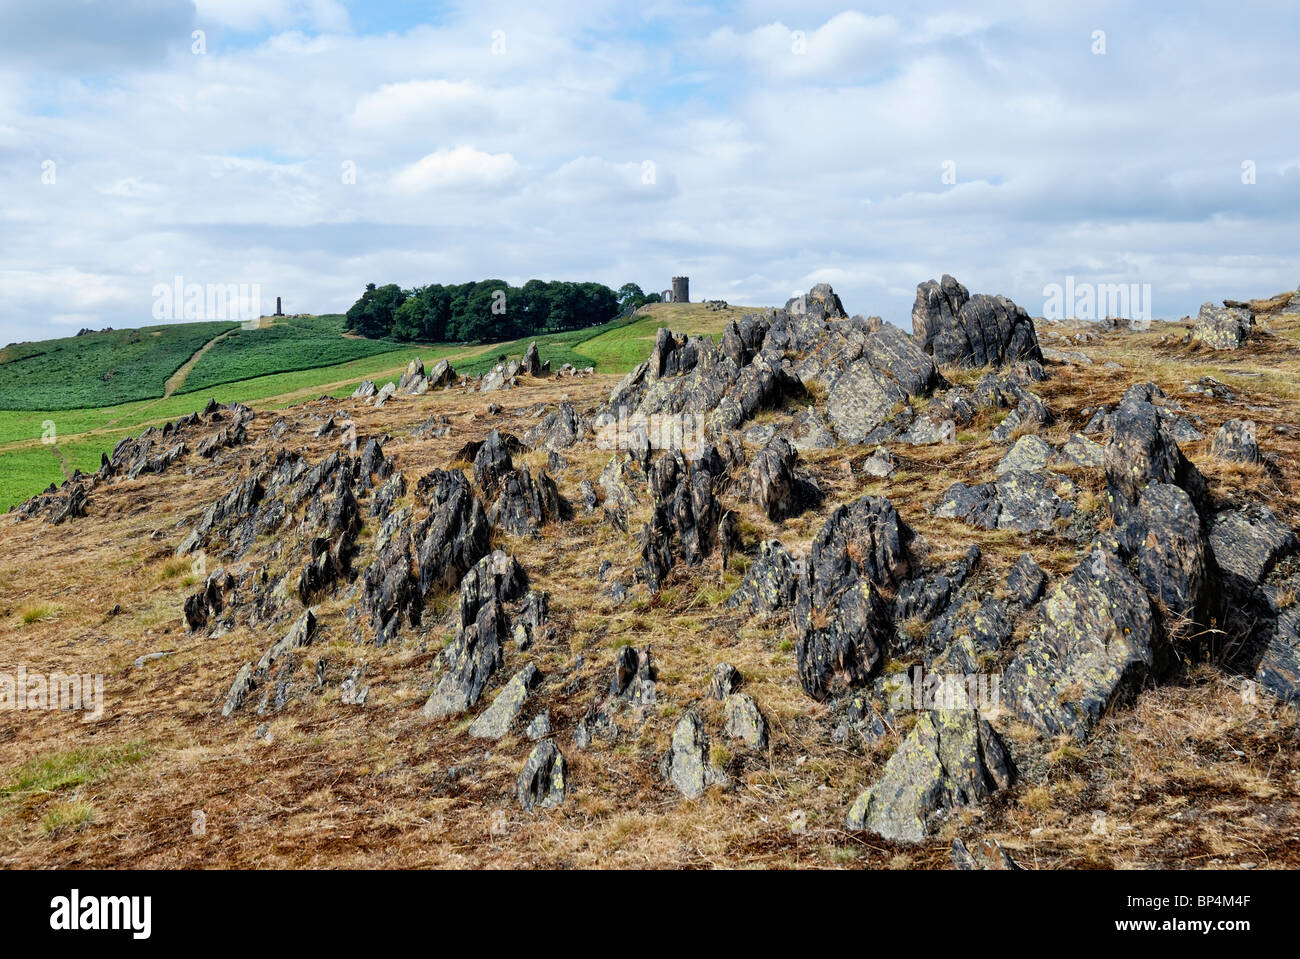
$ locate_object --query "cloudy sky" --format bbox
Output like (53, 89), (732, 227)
(2, 0), (1298, 346)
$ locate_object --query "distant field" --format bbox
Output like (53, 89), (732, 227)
(0, 322), (237, 411)
(176, 315), (401, 394)
(0, 303), (757, 510)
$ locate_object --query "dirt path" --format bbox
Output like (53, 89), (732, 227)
(163, 327), (239, 398)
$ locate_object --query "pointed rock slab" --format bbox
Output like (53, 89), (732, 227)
(726, 540), (801, 616)
(468, 664), (541, 740)
(723, 693), (769, 750)
(661, 711), (727, 799)
(1104, 382), (1207, 523)
(1131, 483), (1209, 636)
(1004, 548), (1164, 739)
(709, 662), (743, 700)
(517, 741), (567, 811)
(846, 708), (1013, 842)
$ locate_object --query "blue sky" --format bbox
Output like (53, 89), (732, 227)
(1, 0), (1298, 346)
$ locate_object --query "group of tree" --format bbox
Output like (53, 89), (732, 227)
(345, 278), (652, 343)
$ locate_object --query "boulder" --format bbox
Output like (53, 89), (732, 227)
(1211, 419), (1261, 463)
(517, 741), (567, 810)
(1193, 302), (1254, 350)
(727, 539), (801, 616)
(1103, 382), (1206, 523)
(723, 693), (769, 750)
(661, 711), (727, 798)
(911, 274), (1043, 368)
(468, 664), (541, 739)
(846, 708), (1013, 842)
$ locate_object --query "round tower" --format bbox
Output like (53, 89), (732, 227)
(671, 276), (689, 304)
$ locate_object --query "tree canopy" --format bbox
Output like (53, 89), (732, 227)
(344, 278), (632, 342)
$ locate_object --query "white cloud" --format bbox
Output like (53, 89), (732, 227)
(391, 147), (521, 194)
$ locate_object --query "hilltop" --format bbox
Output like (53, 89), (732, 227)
(1, 280), (1298, 869)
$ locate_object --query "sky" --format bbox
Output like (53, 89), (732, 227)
(1, 0), (1298, 346)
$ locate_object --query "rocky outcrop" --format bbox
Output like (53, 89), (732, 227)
(639, 450), (725, 591)
(911, 274), (1043, 368)
(933, 469), (1074, 533)
(422, 551), (528, 720)
(468, 664), (541, 739)
(1103, 382), (1206, 524)
(727, 539), (801, 616)
(221, 610), (317, 717)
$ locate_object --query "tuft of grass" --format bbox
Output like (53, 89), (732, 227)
(0, 741), (151, 802)
(40, 800), (98, 835)
(20, 604), (55, 625)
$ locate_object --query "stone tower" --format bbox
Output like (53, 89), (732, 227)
(671, 276), (689, 304)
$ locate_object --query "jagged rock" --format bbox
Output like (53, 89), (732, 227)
(422, 552), (527, 719)
(1104, 382), (1206, 523)
(183, 568), (231, 631)
(996, 434), (1052, 475)
(639, 451), (724, 590)
(1004, 554), (1046, 606)
(1211, 419), (1261, 463)
(468, 664), (541, 739)
(793, 496), (908, 701)
(912, 274), (1043, 368)
(826, 327), (942, 444)
(413, 469), (492, 596)
(748, 437), (817, 521)
(488, 466), (563, 536)
(709, 662), (743, 700)
(892, 545), (980, 638)
(951, 837), (1021, 870)
(727, 539), (801, 615)
(788, 407), (837, 451)
(521, 341), (542, 376)
(517, 740), (567, 810)
(1193, 302), (1254, 350)
(1209, 506), (1297, 585)
(661, 711), (726, 799)
(933, 469), (1073, 533)
(1130, 483), (1209, 638)
(221, 610), (317, 718)
(785, 282), (847, 320)
(846, 708), (1013, 842)
(1004, 548), (1164, 739)
(609, 645), (656, 706)
(524, 401), (584, 451)
(989, 392), (1049, 444)
(472, 429), (516, 496)
(723, 693), (768, 749)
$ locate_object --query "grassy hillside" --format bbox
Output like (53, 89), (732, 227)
(0, 322), (237, 411)
(0, 303), (758, 511)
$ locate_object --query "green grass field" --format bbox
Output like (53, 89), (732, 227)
(0, 302), (753, 511)
(0, 322), (238, 411)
